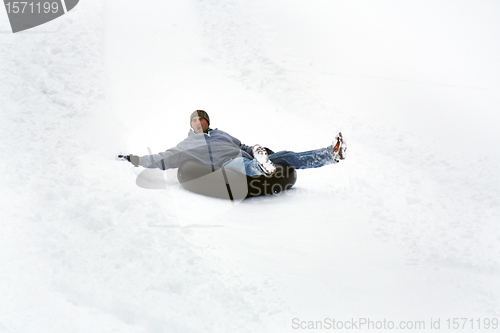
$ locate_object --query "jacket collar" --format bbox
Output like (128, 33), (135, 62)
(188, 128), (214, 136)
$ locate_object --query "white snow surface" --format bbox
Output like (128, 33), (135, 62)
(1, 0), (500, 332)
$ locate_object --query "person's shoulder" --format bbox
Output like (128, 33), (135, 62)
(208, 128), (225, 135)
(212, 129), (237, 139)
(213, 128), (234, 135)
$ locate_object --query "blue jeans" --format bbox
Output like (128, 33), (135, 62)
(222, 145), (336, 176)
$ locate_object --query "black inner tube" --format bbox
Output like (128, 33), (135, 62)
(177, 160), (297, 199)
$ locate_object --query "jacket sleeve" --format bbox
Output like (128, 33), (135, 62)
(139, 147), (184, 170)
(139, 134), (209, 169)
(239, 143), (254, 157)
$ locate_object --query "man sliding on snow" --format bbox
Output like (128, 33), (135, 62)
(120, 110), (346, 176)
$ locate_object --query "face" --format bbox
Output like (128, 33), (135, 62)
(191, 116), (209, 134)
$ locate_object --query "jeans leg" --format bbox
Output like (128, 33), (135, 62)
(222, 157), (264, 176)
(269, 146), (336, 169)
(223, 146), (336, 175)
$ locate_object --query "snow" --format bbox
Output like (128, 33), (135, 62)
(1, 0), (500, 332)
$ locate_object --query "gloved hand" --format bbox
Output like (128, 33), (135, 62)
(118, 154), (141, 166)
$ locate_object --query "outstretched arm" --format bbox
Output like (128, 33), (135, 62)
(118, 147), (185, 170)
(118, 154), (140, 166)
(139, 147), (187, 170)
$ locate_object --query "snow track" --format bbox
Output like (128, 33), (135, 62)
(1, 0), (500, 332)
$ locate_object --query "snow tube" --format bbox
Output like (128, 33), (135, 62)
(177, 160), (297, 200)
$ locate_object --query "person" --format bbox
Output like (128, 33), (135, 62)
(120, 110), (346, 176)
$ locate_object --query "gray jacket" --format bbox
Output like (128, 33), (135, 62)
(140, 129), (254, 170)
